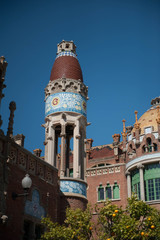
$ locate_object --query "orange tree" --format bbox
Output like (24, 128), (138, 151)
(41, 207), (93, 240)
(41, 196), (160, 240)
(97, 195), (160, 240)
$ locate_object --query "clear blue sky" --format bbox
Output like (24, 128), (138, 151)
(1, 0), (160, 155)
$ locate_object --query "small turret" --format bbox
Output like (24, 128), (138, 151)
(57, 40), (76, 54)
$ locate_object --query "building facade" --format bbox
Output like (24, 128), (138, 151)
(86, 99), (160, 211)
(0, 41), (160, 239)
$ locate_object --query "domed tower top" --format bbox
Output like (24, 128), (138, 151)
(50, 40), (83, 82)
(131, 97), (160, 135)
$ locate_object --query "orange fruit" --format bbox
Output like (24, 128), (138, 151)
(151, 225), (155, 229)
(141, 232), (145, 236)
(115, 209), (118, 213)
(112, 213), (116, 217)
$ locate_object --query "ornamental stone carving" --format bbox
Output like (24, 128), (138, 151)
(18, 151), (27, 169)
(46, 168), (53, 183)
(37, 163), (44, 178)
(28, 157), (36, 174)
(45, 78), (88, 99)
(10, 148), (17, 163)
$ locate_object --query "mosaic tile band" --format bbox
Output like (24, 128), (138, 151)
(45, 92), (87, 117)
(24, 190), (46, 219)
(60, 180), (87, 197)
(56, 51), (77, 59)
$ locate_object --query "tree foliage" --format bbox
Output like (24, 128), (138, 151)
(41, 207), (93, 240)
(97, 195), (160, 240)
(41, 196), (160, 240)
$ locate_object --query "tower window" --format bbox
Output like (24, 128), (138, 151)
(69, 168), (73, 177)
(66, 44), (69, 48)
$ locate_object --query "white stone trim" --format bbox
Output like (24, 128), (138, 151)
(126, 152), (160, 170)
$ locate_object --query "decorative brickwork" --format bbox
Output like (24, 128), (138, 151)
(50, 56), (83, 82)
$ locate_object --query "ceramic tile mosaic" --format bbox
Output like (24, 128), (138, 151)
(56, 51), (77, 59)
(24, 190), (46, 219)
(60, 180), (87, 197)
(45, 92), (87, 117)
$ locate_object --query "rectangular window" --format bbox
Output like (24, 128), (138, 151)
(155, 178), (160, 199)
(131, 168), (140, 198)
(148, 179), (155, 200)
(98, 187), (104, 201)
(138, 183), (140, 200)
(144, 181), (147, 201)
(133, 183), (140, 200)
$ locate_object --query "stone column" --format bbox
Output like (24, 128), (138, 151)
(66, 135), (70, 177)
(73, 120), (81, 178)
(145, 145), (148, 153)
(54, 134), (58, 168)
(126, 171), (131, 198)
(60, 124), (66, 177)
(151, 144), (154, 152)
(80, 128), (86, 180)
(137, 163), (145, 201)
(47, 124), (55, 166)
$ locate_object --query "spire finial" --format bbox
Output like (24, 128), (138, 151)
(7, 101), (16, 137)
(134, 110), (140, 129)
(121, 119), (127, 138)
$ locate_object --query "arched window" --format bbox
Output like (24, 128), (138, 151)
(106, 184), (112, 199)
(98, 183), (120, 201)
(98, 185), (104, 201)
(113, 183), (120, 199)
(98, 163), (105, 167)
(146, 138), (152, 152)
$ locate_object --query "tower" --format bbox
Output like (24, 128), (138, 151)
(44, 40), (88, 212)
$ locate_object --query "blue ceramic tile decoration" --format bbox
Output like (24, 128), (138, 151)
(56, 51), (77, 59)
(60, 180), (87, 197)
(24, 190), (46, 219)
(45, 92), (87, 117)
